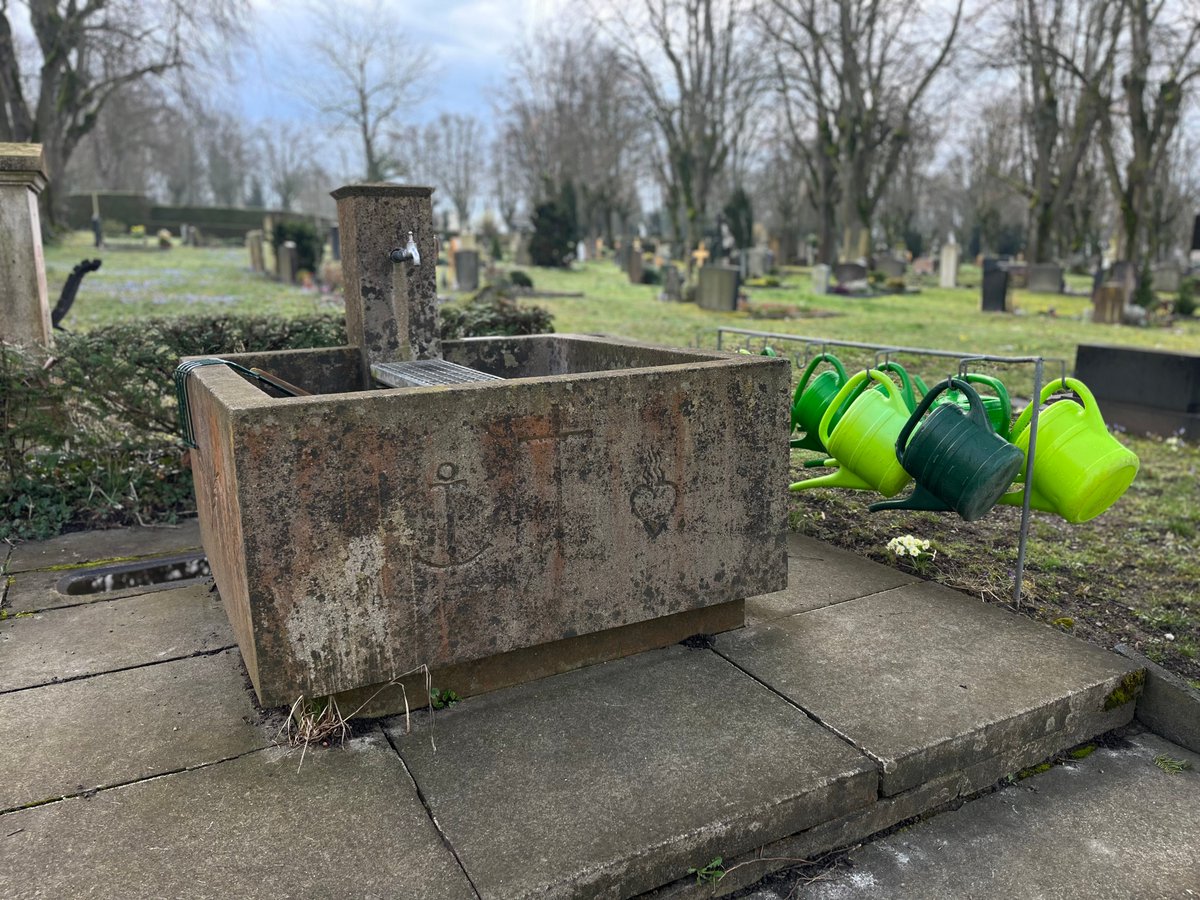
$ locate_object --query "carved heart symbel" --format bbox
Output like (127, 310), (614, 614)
(631, 479), (678, 538)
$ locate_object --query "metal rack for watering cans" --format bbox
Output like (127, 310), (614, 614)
(714, 326), (1070, 606)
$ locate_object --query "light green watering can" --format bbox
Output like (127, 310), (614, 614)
(932, 373), (1013, 440)
(869, 377), (1025, 521)
(997, 377), (1139, 523)
(789, 369), (913, 497)
(790, 352), (848, 452)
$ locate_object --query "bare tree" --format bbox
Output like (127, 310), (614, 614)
(1097, 0), (1200, 276)
(259, 121), (316, 211)
(1001, 0), (1123, 263)
(601, 0), (762, 256)
(303, 0), (435, 182)
(422, 113), (483, 230)
(764, 0), (963, 262)
(0, 0), (245, 223)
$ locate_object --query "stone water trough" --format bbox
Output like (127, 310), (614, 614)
(183, 185), (789, 709)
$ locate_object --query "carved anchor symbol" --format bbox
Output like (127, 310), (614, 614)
(417, 462), (487, 569)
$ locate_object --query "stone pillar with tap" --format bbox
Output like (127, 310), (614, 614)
(331, 184), (439, 382)
(0, 143), (52, 347)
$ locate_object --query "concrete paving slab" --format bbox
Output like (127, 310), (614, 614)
(389, 645), (878, 900)
(3, 564), (210, 614)
(0, 732), (476, 900)
(794, 733), (1200, 899)
(0, 584), (233, 694)
(746, 534), (916, 623)
(4, 519), (201, 573)
(718, 581), (1142, 796)
(0, 650), (270, 812)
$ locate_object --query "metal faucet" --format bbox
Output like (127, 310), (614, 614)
(389, 231), (421, 267)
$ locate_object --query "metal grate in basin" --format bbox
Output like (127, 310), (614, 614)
(371, 359), (503, 389)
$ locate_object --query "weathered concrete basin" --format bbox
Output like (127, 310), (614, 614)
(186, 334), (789, 706)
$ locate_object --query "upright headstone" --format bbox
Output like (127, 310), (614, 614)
(455, 248), (480, 291)
(698, 265), (739, 311)
(330, 224), (341, 262)
(811, 264), (831, 295)
(246, 229), (264, 273)
(576, 240), (587, 262)
(981, 258), (1011, 312)
(627, 249), (644, 285)
(1192, 213), (1200, 252)
(0, 143), (52, 346)
(1093, 283), (1124, 324)
(262, 214), (276, 273)
(662, 263), (683, 301)
(331, 183), (440, 377)
(746, 247), (767, 279)
(1152, 262), (1182, 294)
(833, 262), (868, 285)
(278, 241), (298, 284)
(875, 257), (906, 279)
(939, 241), (960, 289)
(1027, 263), (1064, 293)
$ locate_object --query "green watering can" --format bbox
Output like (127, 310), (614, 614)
(790, 352), (848, 452)
(789, 369), (913, 497)
(997, 377), (1139, 523)
(869, 378), (1025, 521)
(932, 373), (1013, 440)
(874, 361), (924, 411)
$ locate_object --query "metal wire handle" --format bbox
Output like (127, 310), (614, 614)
(174, 358), (303, 448)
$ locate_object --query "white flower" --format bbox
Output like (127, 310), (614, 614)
(887, 535), (932, 558)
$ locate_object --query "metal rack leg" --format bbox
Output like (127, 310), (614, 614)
(1013, 359), (1043, 606)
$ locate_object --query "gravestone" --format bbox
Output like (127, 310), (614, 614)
(745, 247), (768, 279)
(515, 233), (532, 266)
(833, 262), (868, 285)
(0, 143), (52, 346)
(940, 241), (960, 289)
(277, 241), (298, 284)
(1076, 344), (1200, 438)
(662, 263), (682, 301)
(627, 250), (644, 285)
(455, 249), (480, 291)
(1092, 284), (1124, 324)
(1027, 263), (1064, 294)
(981, 258), (1011, 312)
(1153, 262), (1182, 294)
(698, 265), (739, 311)
(1192, 213), (1200, 252)
(330, 224), (341, 262)
(616, 242), (632, 271)
(246, 230), (264, 273)
(576, 240), (587, 262)
(875, 257), (906, 279)
(811, 264), (831, 295)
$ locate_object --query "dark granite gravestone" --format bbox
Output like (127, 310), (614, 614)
(698, 265), (739, 311)
(833, 262), (868, 284)
(1075, 344), (1200, 438)
(455, 249), (480, 291)
(981, 258), (1010, 312)
(627, 250), (644, 285)
(1192, 213), (1200, 252)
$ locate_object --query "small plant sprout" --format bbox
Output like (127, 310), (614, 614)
(430, 687), (461, 709)
(1154, 754), (1193, 774)
(687, 857), (725, 886)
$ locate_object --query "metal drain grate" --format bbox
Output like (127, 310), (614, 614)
(371, 359), (503, 389)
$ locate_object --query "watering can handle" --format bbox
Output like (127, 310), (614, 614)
(818, 368), (899, 449)
(894, 377), (988, 462)
(1009, 376), (1098, 439)
(963, 373), (1012, 426)
(878, 361), (918, 411)
(795, 352), (847, 399)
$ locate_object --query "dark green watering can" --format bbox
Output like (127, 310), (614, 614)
(869, 377), (1025, 521)
(933, 373), (1012, 440)
(790, 352), (848, 452)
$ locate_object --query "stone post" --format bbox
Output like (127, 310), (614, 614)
(0, 143), (52, 346)
(331, 183), (440, 377)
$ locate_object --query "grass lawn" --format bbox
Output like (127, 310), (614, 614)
(40, 235), (1200, 683)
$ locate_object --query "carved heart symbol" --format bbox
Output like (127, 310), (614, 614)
(631, 480), (678, 538)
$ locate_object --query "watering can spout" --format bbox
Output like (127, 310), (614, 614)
(868, 483), (951, 514)
(997, 487), (1055, 514)
(790, 465), (874, 493)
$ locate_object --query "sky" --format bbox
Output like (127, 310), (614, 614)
(233, 0), (568, 127)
